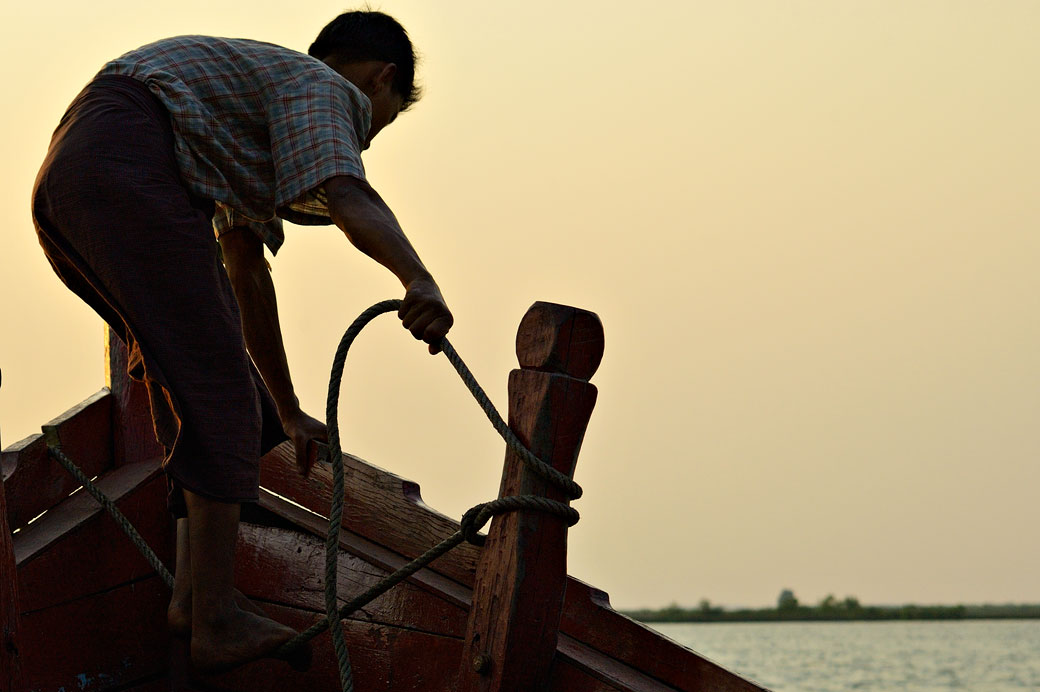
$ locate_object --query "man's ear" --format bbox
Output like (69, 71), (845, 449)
(375, 62), (397, 93)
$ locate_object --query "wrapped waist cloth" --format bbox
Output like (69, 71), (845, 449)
(31, 75), (288, 515)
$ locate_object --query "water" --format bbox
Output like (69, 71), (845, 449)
(652, 620), (1040, 692)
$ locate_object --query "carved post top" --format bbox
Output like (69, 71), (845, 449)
(515, 302), (604, 381)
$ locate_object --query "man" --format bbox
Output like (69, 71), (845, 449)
(31, 11), (452, 673)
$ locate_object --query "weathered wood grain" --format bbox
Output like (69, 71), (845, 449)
(256, 488), (472, 611)
(106, 329), (164, 467)
(246, 495), (763, 692)
(1, 390), (113, 532)
(234, 520), (468, 638)
(259, 443), (483, 587)
(14, 459), (170, 613)
(194, 603), (463, 692)
(17, 575), (169, 692)
(459, 302), (602, 692)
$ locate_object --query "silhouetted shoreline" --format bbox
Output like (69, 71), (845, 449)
(623, 601), (1040, 623)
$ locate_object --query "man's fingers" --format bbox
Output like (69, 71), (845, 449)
(283, 412), (328, 477)
(399, 301), (423, 329)
(423, 315), (453, 344)
(402, 305), (451, 339)
(294, 437), (311, 476)
(399, 277), (453, 351)
(407, 311), (438, 341)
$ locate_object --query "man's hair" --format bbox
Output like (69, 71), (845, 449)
(309, 10), (421, 110)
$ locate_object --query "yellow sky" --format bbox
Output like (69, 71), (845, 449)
(2, 1), (1038, 609)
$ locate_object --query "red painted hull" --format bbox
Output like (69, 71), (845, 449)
(1, 394), (768, 692)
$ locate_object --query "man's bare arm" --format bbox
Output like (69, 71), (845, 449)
(325, 175), (453, 352)
(219, 227), (327, 473)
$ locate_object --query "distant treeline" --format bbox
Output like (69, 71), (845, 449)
(622, 597), (1040, 623)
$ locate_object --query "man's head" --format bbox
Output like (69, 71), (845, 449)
(310, 11), (420, 146)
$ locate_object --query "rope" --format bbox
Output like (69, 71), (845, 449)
(47, 299), (582, 692)
(277, 299), (581, 692)
(439, 338), (583, 500)
(46, 445), (175, 590)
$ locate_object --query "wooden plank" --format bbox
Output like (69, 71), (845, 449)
(40, 388), (114, 465)
(188, 603), (462, 692)
(17, 575), (170, 692)
(255, 491), (768, 691)
(106, 329), (164, 468)
(1, 391), (28, 692)
(14, 459), (170, 613)
(1, 390), (113, 532)
(259, 443), (483, 587)
(459, 302), (602, 692)
(0, 434), (47, 532)
(559, 581), (769, 692)
(256, 488), (472, 611)
(547, 664), (629, 692)
(550, 635), (682, 692)
(234, 520), (467, 638)
(13, 457), (164, 568)
(234, 513), (766, 692)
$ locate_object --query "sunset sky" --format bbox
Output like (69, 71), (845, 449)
(1, 1), (1038, 610)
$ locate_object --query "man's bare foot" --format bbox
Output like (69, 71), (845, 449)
(190, 605), (307, 674)
(168, 588), (269, 640)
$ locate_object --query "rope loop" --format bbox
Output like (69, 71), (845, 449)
(460, 495), (580, 547)
(459, 503), (490, 546)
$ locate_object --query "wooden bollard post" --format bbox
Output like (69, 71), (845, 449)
(458, 302), (604, 692)
(105, 328), (164, 467)
(0, 369), (28, 692)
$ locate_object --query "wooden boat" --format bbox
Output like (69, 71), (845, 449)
(1, 301), (770, 691)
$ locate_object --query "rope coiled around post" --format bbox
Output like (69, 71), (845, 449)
(47, 299), (583, 692)
(277, 299), (582, 692)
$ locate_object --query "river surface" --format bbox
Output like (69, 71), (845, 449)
(651, 620), (1040, 692)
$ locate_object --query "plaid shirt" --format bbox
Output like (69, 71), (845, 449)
(98, 35), (372, 254)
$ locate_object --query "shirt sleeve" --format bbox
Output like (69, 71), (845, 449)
(267, 73), (371, 224)
(213, 201), (285, 255)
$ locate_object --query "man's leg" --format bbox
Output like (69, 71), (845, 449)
(168, 518), (192, 637)
(168, 515), (273, 639)
(183, 490), (299, 673)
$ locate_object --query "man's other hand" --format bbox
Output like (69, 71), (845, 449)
(282, 410), (329, 475)
(399, 277), (453, 354)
